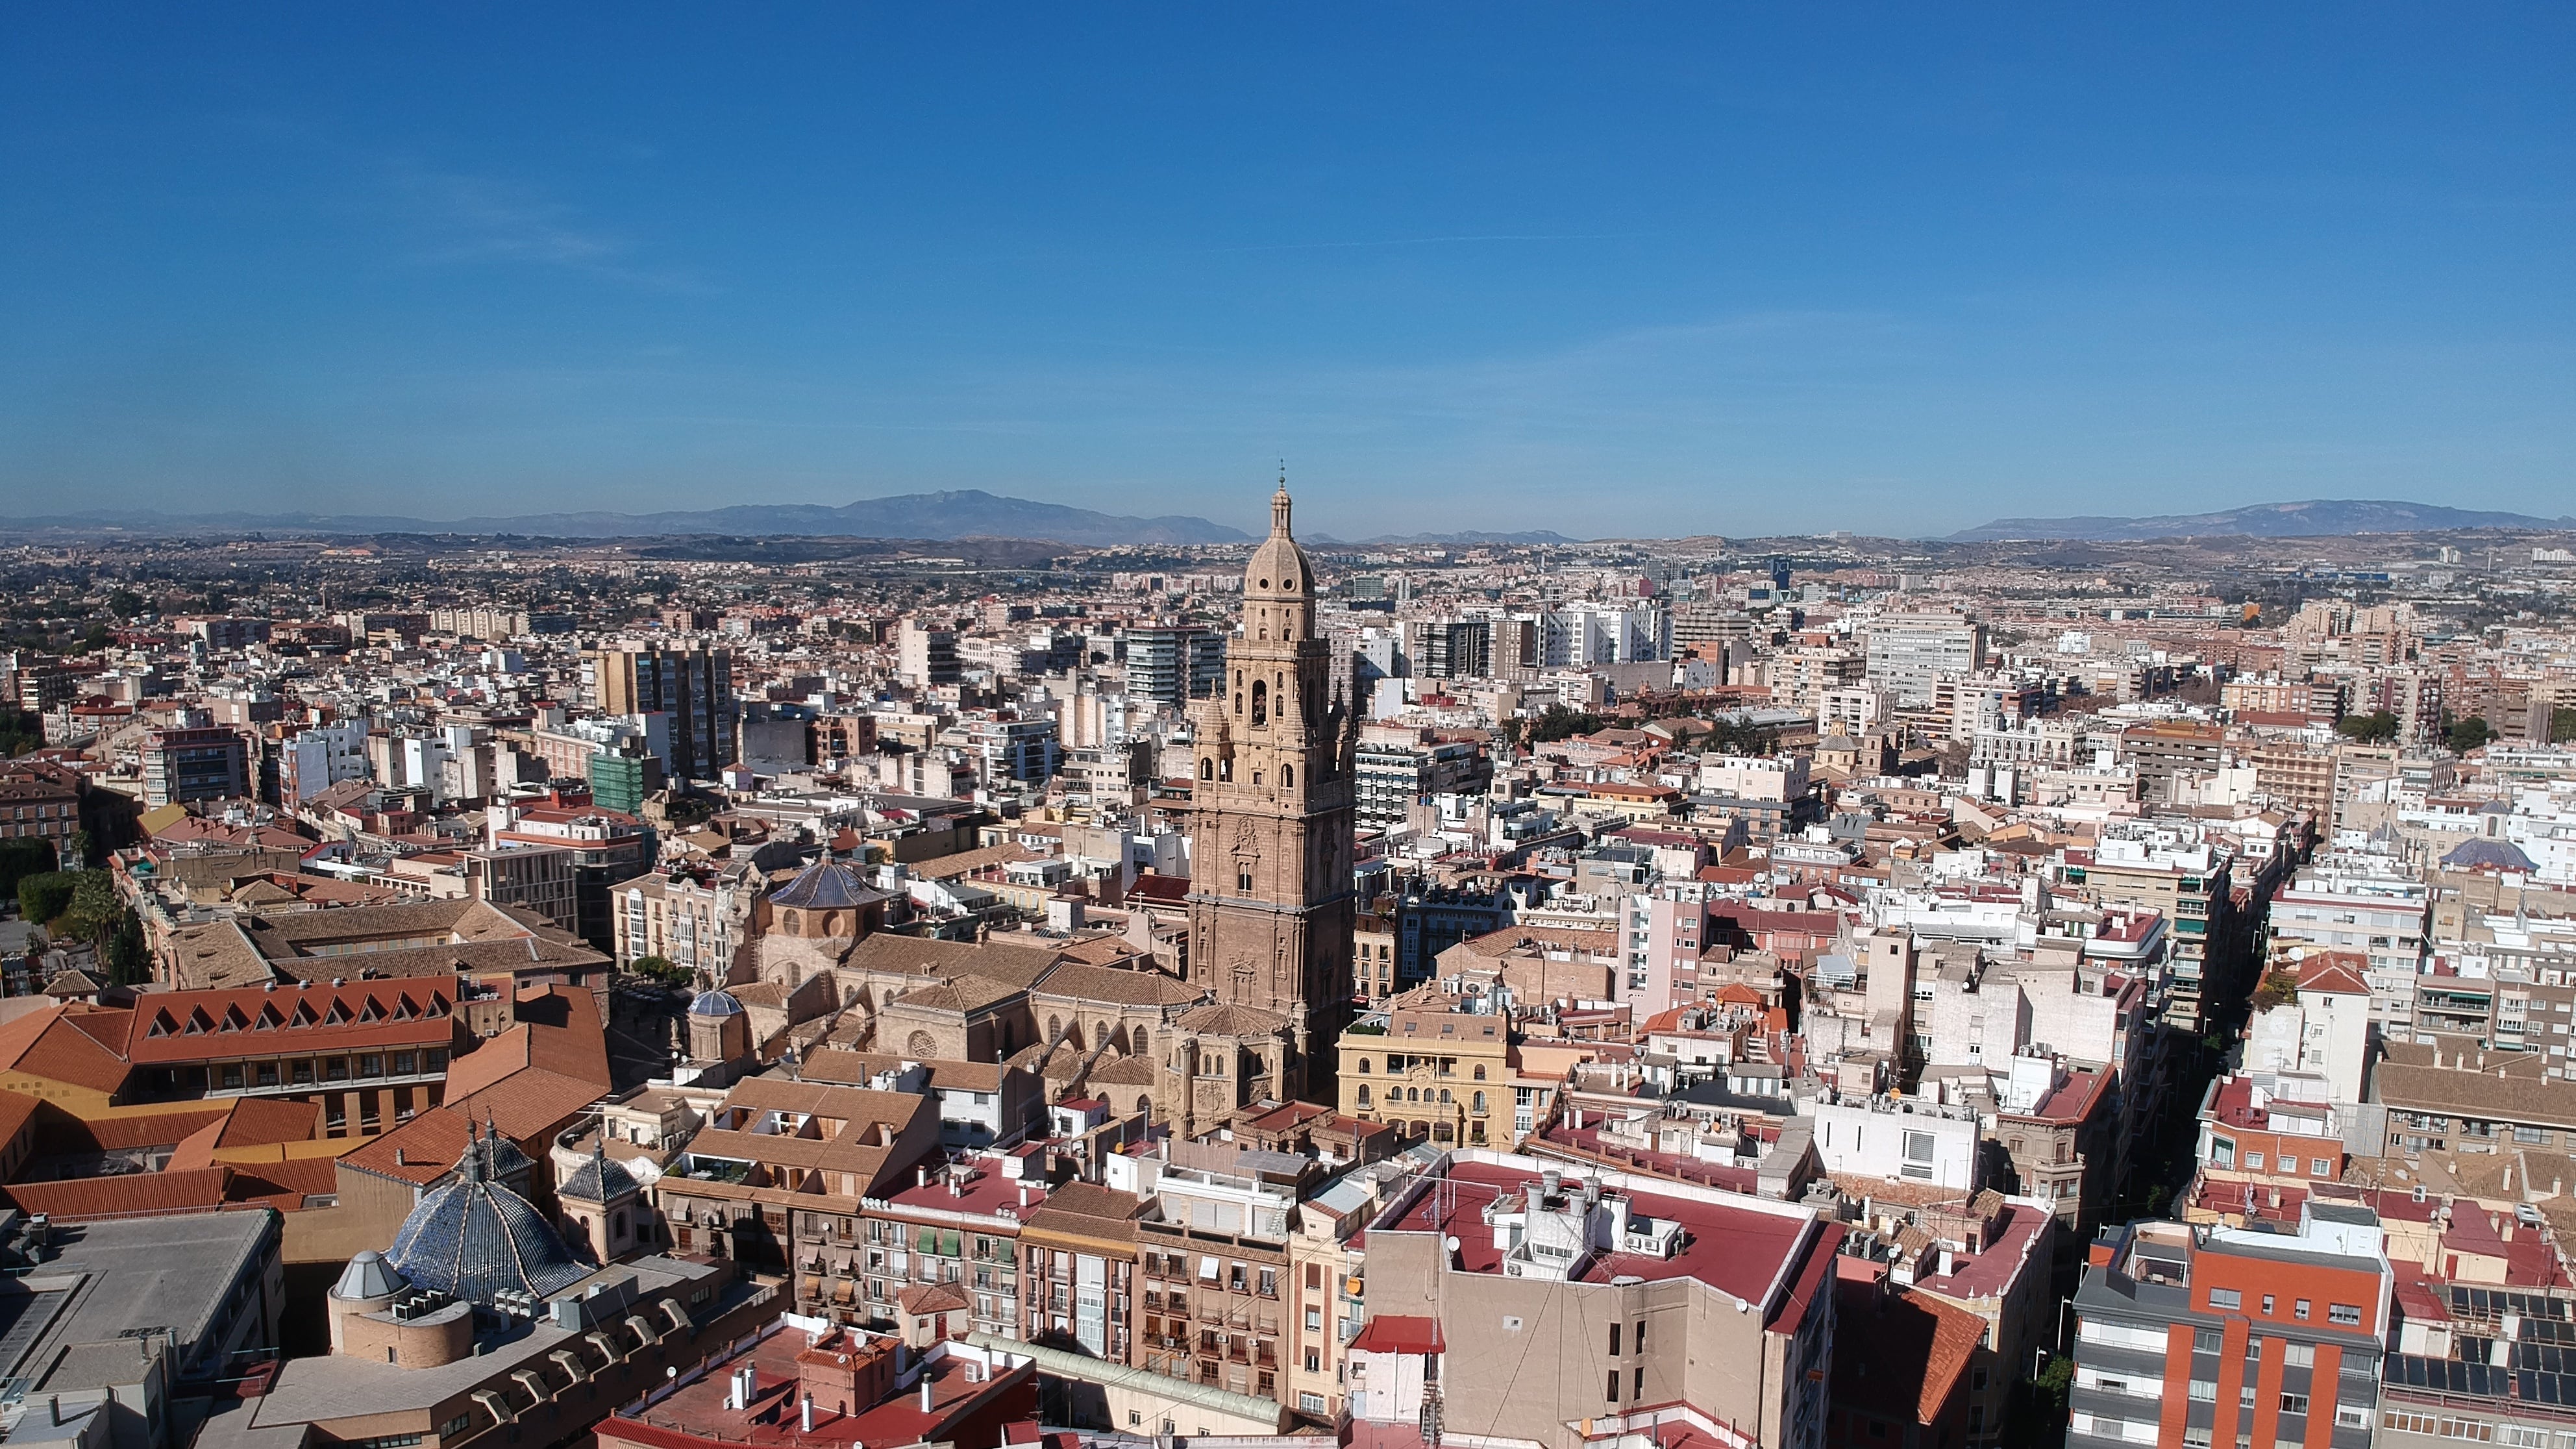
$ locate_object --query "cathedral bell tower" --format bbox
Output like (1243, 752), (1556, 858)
(1185, 479), (1358, 1097)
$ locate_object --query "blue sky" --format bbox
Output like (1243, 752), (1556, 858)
(3, 7), (2569, 539)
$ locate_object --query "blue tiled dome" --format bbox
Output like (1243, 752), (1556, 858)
(387, 1126), (589, 1304)
(689, 988), (746, 1017)
(559, 1141), (641, 1204)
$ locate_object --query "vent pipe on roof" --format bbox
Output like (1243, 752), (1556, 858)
(921, 1376), (932, 1412)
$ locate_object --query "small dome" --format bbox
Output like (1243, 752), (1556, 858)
(689, 988), (747, 1017)
(333, 1249), (408, 1302)
(769, 858), (882, 911)
(560, 1145), (641, 1205)
(1243, 484), (1313, 601)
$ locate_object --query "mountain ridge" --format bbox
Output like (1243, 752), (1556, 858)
(1948, 498), (2573, 543)
(5, 489), (1255, 547)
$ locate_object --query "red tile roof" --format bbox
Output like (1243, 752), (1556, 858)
(1350, 1315), (1444, 1355)
(0, 1007), (134, 1094)
(126, 980), (457, 1065)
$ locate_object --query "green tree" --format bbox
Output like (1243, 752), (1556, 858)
(17, 871), (75, 926)
(2554, 706), (2576, 745)
(1703, 715), (1774, 756)
(627, 954), (693, 989)
(105, 588), (145, 619)
(106, 908), (149, 987)
(1526, 704), (1608, 744)
(0, 707), (42, 758)
(2336, 710), (2399, 744)
(79, 623), (112, 653)
(55, 869), (122, 945)
(2446, 715), (2496, 754)
(0, 839), (58, 900)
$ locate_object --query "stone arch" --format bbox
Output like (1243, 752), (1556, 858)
(1047, 1014), (1063, 1043)
(1131, 1024), (1150, 1056)
(1251, 680), (1267, 726)
(1200, 758), (1213, 780)
(1281, 764), (1293, 789)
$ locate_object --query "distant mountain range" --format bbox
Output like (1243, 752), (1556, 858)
(1948, 498), (2573, 543)
(6, 489), (1602, 548)
(9, 489), (1254, 547)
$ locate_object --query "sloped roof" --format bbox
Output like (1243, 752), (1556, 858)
(1032, 963), (1199, 1009)
(0, 1007), (134, 1095)
(2297, 952), (2372, 997)
(889, 975), (1026, 1016)
(1829, 1270), (1986, 1429)
(128, 980), (456, 1065)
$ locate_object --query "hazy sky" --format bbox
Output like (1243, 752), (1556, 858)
(3, 7), (2570, 539)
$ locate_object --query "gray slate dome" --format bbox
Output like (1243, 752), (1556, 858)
(386, 1126), (589, 1304)
(559, 1142), (641, 1204)
(689, 987), (747, 1017)
(769, 858), (883, 910)
(333, 1249), (408, 1302)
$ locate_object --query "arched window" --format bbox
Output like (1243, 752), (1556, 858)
(1406, 1087), (1418, 1103)
(782, 910), (800, 932)
(1096, 1021), (1113, 1050)
(1250, 680), (1268, 726)
(1357, 1084), (1372, 1106)
(1137, 1094), (1153, 1116)
(1220, 758), (1233, 782)
(613, 1209), (628, 1237)
(1132, 1024), (1149, 1055)
(1281, 765), (1293, 788)
(1473, 1063), (1487, 1080)
(1439, 1088), (1452, 1104)
(1200, 758), (1213, 780)
(1472, 1091), (1486, 1112)
(1357, 1058), (1371, 1074)
(1047, 1015), (1062, 1043)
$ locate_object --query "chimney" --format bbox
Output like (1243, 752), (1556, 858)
(1018, 1183), (1031, 1209)
(800, 1394), (814, 1433)
(920, 1376), (933, 1412)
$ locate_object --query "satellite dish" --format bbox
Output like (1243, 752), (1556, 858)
(1444, 1235), (1461, 1253)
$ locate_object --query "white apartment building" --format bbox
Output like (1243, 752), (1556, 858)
(2267, 858), (2430, 1033)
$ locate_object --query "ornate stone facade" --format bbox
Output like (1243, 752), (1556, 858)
(1185, 484), (1359, 1096)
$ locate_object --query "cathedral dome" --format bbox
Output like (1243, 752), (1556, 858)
(1243, 485), (1313, 602)
(386, 1126), (590, 1304)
